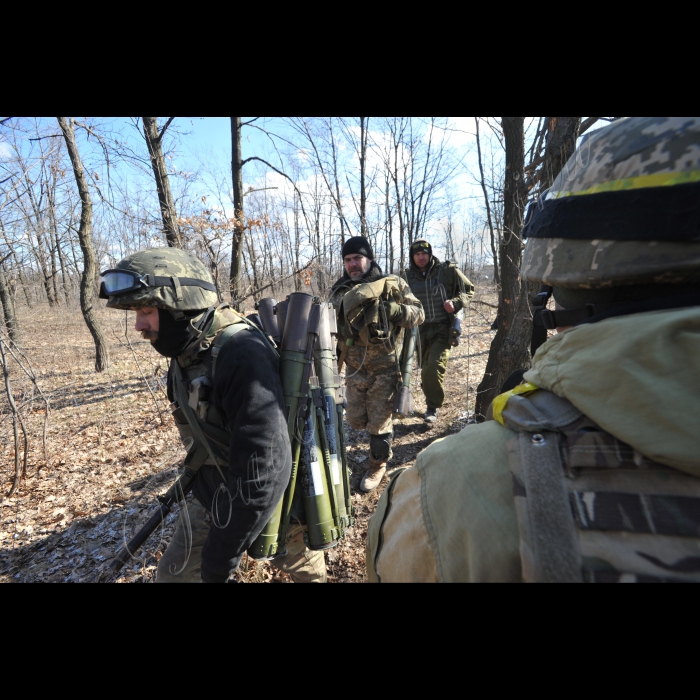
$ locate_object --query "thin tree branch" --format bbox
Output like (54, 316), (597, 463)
(233, 256), (318, 304)
(157, 117), (176, 141)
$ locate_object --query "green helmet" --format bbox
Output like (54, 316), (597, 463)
(101, 248), (219, 312)
(522, 116), (700, 289)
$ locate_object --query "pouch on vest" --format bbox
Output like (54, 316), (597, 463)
(501, 389), (700, 583)
(341, 276), (403, 347)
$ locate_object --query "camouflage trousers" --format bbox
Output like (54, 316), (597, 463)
(419, 325), (452, 410)
(157, 498), (327, 583)
(345, 366), (400, 435)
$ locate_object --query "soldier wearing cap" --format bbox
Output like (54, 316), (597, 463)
(366, 117), (700, 583)
(329, 236), (424, 492)
(101, 248), (326, 583)
(404, 239), (474, 424)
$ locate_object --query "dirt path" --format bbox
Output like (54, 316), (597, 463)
(0, 295), (497, 583)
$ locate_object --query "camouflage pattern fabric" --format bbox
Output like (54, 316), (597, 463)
(106, 247), (220, 311)
(503, 390), (700, 584)
(522, 117), (700, 288)
(344, 368), (400, 435)
(157, 498), (326, 583)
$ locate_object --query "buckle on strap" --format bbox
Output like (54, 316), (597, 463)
(534, 308), (558, 330)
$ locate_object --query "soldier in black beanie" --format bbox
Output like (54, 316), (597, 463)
(330, 236), (424, 492)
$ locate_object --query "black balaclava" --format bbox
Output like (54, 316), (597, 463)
(151, 308), (206, 358)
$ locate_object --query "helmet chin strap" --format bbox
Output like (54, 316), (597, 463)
(531, 285), (616, 355)
(531, 286), (700, 357)
(530, 286), (553, 356)
(531, 285), (602, 355)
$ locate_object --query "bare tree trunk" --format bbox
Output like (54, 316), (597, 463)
(55, 226), (71, 304)
(49, 236), (59, 304)
(229, 116), (245, 310)
(142, 117), (182, 248)
(57, 117), (110, 373)
(475, 117), (500, 287)
(540, 117), (581, 191)
(360, 117), (368, 236)
(476, 117), (528, 419)
(0, 262), (20, 345)
(1, 338), (28, 496)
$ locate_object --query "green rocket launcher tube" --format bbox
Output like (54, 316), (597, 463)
(247, 293), (314, 560)
(313, 303), (348, 529)
(393, 326), (418, 415)
(328, 304), (353, 523)
(276, 300), (289, 346)
(301, 399), (340, 549)
(255, 297), (280, 344)
(295, 299), (340, 550)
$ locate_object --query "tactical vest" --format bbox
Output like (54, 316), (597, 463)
(170, 310), (270, 480)
(501, 389), (700, 583)
(407, 262), (449, 325)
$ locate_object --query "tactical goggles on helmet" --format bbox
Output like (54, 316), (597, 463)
(411, 242), (431, 251)
(99, 269), (216, 299)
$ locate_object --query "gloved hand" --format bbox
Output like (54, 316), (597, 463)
(383, 301), (403, 323)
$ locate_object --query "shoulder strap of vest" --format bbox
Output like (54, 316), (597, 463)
(172, 360), (228, 483)
(502, 389), (583, 582)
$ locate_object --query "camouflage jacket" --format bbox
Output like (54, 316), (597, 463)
(329, 262), (424, 374)
(404, 256), (475, 325)
(366, 306), (700, 582)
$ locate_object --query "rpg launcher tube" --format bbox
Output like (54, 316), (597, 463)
(327, 302), (353, 525)
(300, 407), (340, 550)
(298, 299), (340, 550)
(276, 300), (289, 347)
(394, 326), (418, 416)
(313, 303), (349, 530)
(247, 293), (314, 560)
(255, 297), (280, 344)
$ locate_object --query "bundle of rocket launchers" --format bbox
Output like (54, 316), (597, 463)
(250, 293), (354, 556)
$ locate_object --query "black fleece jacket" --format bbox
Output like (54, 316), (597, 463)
(168, 326), (291, 583)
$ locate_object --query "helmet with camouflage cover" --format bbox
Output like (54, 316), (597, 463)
(522, 116), (700, 289)
(101, 247), (219, 312)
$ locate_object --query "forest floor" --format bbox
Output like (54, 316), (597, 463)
(0, 291), (498, 583)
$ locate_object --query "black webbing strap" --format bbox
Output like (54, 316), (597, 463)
(530, 285), (553, 356)
(144, 275), (217, 292)
(532, 289), (700, 356)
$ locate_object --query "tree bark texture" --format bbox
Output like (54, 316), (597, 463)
(0, 263), (20, 345)
(475, 117), (528, 419)
(475, 117), (583, 419)
(540, 117), (581, 191)
(229, 116), (245, 310)
(57, 117), (110, 373)
(142, 117), (182, 249)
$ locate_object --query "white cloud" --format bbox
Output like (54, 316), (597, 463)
(0, 141), (12, 159)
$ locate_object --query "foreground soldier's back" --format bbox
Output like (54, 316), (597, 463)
(367, 116), (700, 583)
